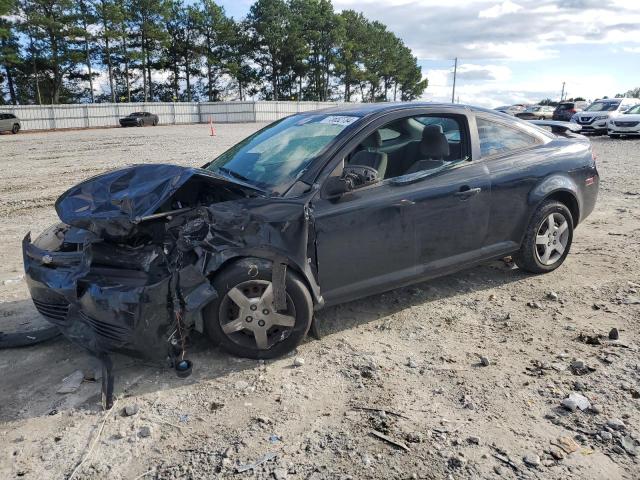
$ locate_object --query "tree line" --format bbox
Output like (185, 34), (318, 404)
(0, 0), (428, 105)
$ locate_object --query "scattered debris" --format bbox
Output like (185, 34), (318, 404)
(350, 405), (410, 420)
(479, 355), (490, 367)
(570, 359), (595, 375)
(554, 436), (580, 454)
(549, 447), (564, 460)
(370, 430), (410, 451)
(562, 392), (592, 411)
(491, 452), (519, 472)
(138, 426), (152, 438)
(523, 452), (541, 468)
(235, 452), (277, 473)
(124, 404), (139, 416)
(293, 357), (305, 367)
(607, 418), (625, 431)
(57, 370), (85, 394)
(609, 327), (619, 340)
(577, 332), (605, 345)
(547, 291), (559, 301)
(620, 436), (638, 456)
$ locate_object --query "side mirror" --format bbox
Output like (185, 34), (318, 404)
(323, 176), (351, 199)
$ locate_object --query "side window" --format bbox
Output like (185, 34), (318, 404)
(340, 114), (467, 185)
(477, 118), (537, 157)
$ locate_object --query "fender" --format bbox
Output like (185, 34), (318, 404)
(529, 174), (579, 205)
(525, 174), (581, 236)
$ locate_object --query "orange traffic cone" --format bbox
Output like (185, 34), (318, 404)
(209, 116), (216, 137)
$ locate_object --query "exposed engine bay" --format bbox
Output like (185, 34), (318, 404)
(23, 164), (320, 408)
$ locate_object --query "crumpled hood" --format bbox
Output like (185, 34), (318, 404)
(55, 164), (227, 237)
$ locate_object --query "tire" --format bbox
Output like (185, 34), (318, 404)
(203, 258), (313, 359)
(514, 200), (574, 274)
(11, 124), (20, 134)
(153, 119), (158, 126)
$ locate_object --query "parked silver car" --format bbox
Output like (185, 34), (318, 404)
(0, 112), (21, 134)
(571, 98), (640, 134)
(516, 105), (555, 120)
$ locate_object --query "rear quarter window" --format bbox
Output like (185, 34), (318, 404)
(477, 117), (539, 157)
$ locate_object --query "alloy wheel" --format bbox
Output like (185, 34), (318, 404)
(218, 280), (296, 350)
(535, 212), (569, 266)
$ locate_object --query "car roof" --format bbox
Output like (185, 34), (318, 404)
(306, 102), (459, 117)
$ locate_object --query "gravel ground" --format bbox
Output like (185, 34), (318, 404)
(0, 124), (639, 480)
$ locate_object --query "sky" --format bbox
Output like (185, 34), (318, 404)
(220, 0), (640, 107)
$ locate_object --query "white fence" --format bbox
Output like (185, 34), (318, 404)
(0, 101), (341, 131)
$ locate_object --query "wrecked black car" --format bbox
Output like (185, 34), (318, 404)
(23, 103), (599, 404)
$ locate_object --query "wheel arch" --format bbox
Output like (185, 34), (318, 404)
(208, 251), (321, 306)
(528, 174), (581, 226)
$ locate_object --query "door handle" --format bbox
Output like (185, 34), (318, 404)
(392, 199), (416, 207)
(454, 187), (482, 198)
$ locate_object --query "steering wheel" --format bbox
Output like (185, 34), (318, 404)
(342, 165), (379, 188)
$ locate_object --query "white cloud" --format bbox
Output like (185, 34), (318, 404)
(422, 67), (619, 107)
(332, 0), (640, 105)
(478, 1), (523, 19)
(333, 0), (640, 61)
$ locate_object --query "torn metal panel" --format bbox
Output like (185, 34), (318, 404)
(23, 164), (319, 366)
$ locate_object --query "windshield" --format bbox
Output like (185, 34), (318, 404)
(205, 113), (360, 193)
(624, 104), (640, 114)
(585, 101), (620, 112)
(130, 112), (144, 117)
(556, 103), (573, 110)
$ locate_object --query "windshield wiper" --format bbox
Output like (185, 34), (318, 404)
(215, 166), (253, 184)
(210, 166), (268, 195)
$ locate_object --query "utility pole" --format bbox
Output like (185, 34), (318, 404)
(451, 57), (458, 103)
(560, 81), (566, 101)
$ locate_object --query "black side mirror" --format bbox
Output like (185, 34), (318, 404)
(323, 176), (351, 199)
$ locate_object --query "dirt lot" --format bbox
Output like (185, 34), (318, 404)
(0, 124), (639, 480)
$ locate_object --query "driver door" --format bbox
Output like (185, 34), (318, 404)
(311, 181), (417, 306)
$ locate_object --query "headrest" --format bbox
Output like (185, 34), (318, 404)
(361, 130), (382, 149)
(420, 124), (450, 159)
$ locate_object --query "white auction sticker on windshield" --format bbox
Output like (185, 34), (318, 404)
(319, 115), (359, 126)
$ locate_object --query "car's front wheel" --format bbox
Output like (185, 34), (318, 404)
(204, 258), (313, 359)
(514, 200), (573, 274)
(11, 124), (20, 134)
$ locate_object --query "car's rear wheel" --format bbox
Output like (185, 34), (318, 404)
(514, 200), (573, 274)
(11, 124), (20, 134)
(204, 258), (313, 359)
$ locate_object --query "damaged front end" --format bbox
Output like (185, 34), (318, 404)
(23, 164), (318, 408)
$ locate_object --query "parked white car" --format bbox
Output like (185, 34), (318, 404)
(571, 98), (639, 134)
(608, 104), (640, 138)
(0, 112), (21, 134)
